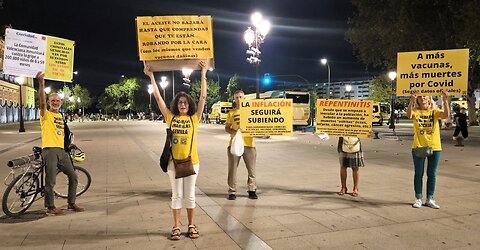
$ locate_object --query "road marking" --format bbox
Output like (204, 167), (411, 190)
(0, 137), (41, 155)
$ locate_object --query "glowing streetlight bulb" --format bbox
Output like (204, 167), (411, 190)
(251, 12), (263, 27)
(259, 20), (271, 36)
(388, 71), (397, 81)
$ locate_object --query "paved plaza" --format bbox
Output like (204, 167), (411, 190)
(0, 120), (479, 249)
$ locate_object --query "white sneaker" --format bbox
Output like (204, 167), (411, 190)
(452, 136), (457, 141)
(412, 199), (422, 208)
(425, 199), (440, 209)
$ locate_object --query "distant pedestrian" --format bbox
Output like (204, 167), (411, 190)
(225, 90), (258, 200)
(144, 61), (207, 240)
(453, 107), (468, 146)
(407, 90), (450, 209)
(337, 136), (364, 197)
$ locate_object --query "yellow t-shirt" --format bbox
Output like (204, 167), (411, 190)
(411, 109), (442, 151)
(166, 112), (200, 164)
(40, 110), (65, 149)
(226, 109), (255, 147)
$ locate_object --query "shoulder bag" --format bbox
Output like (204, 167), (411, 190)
(413, 111), (434, 158)
(159, 116), (176, 172)
(171, 116), (196, 179)
(342, 137), (361, 153)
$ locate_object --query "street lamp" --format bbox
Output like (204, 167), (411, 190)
(345, 84), (352, 99)
(44, 86), (51, 94)
(320, 58), (331, 99)
(15, 76), (26, 132)
(208, 68), (220, 84)
(388, 71), (397, 130)
(147, 84), (153, 117)
(159, 76), (169, 100)
(182, 68), (193, 88)
(244, 12), (270, 99)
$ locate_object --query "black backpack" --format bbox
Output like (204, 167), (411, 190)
(63, 117), (73, 152)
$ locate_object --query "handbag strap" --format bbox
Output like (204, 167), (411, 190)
(170, 115), (194, 160)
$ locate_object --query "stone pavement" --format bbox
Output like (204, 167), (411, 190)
(0, 120), (479, 249)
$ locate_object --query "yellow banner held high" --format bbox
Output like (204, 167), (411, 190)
(45, 37), (75, 82)
(396, 48), (469, 96)
(136, 15), (214, 61)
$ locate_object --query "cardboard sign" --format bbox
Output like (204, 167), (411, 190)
(239, 99), (293, 136)
(316, 99), (372, 138)
(136, 15), (214, 71)
(397, 48), (469, 96)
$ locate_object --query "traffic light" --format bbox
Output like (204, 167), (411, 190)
(263, 73), (271, 85)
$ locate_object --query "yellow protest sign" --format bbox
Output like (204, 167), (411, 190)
(45, 37), (75, 82)
(136, 16), (214, 61)
(397, 48), (469, 96)
(239, 99), (293, 136)
(316, 99), (372, 138)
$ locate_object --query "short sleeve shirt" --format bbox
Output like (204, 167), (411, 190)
(411, 109), (442, 151)
(40, 110), (64, 149)
(166, 111), (200, 164)
(226, 109), (254, 147)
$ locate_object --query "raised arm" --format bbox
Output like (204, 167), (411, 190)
(37, 72), (46, 117)
(440, 90), (450, 119)
(196, 61), (208, 119)
(406, 91), (418, 119)
(143, 63), (169, 118)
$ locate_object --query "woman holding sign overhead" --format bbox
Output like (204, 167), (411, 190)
(407, 90), (450, 209)
(144, 61), (207, 240)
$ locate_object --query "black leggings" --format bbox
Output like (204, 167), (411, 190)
(453, 126), (468, 138)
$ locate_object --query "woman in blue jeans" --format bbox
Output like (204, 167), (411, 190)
(407, 90), (450, 209)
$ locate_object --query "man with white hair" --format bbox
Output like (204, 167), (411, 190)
(37, 72), (84, 215)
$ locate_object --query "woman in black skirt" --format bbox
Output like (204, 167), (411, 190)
(337, 137), (364, 197)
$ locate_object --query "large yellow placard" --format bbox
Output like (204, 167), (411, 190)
(315, 99), (372, 138)
(45, 37), (75, 82)
(397, 48), (469, 96)
(136, 16), (214, 61)
(239, 99), (293, 136)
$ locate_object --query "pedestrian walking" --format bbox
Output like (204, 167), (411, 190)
(407, 90), (450, 209)
(144, 61), (207, 240)
(337, 136), (364, 197)
(224, 90), (258, 200)
(453, 107), (468, 146)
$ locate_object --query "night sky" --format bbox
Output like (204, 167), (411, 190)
(1, 0), (379, 96)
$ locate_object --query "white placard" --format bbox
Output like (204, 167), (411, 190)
(3, 28), (46, 77)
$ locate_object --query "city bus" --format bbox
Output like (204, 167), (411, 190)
(269, 90), (311, 127)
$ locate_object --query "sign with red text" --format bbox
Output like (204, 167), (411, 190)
(316, 99), (372, 138)
(3, 28), (75, 82)
(239, 99), (293, 136)
(397, 48), (469, 96)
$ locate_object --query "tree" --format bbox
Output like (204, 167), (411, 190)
(226, 74), (240, 101)
(346, 0), (480, 125)
(102, 78), (140, 116)
(368, 75), (392, 103)
(190, 79), (221, 112)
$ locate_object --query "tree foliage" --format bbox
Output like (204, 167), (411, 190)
(346, 0), (480, 124)
(100, 78), (140, 115)
(190, 79), (221, 110)
(226, 74), (240, 101)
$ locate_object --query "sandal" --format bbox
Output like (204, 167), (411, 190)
(338, 187), (347, 196)
(170, 227), (181, 240)
(352, 189), (359, 197)
(188, 225), (199, 239)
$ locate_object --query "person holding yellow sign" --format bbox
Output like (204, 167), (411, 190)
(225, 90), (258, 200)
(144, 61), (207, 240)
(407, 90), (450, 209)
